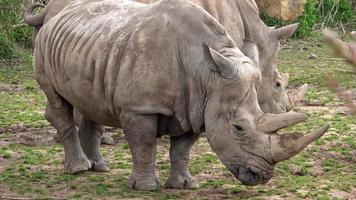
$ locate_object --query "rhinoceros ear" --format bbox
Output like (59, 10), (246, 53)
(242, 39), (259, 66)
(275, 23), (299, 40)
(207, 46), (237, 79)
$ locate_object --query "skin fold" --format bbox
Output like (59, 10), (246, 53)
(33, 0), (329, 191)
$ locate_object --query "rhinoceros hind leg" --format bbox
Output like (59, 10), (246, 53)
(78, 117), (109, 172)
(165, 132), (200, 189)
(120, 112), (159, 191)
(43, 97), (91, 175)
(74, 109), (114, 146)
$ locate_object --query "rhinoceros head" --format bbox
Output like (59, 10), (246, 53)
(204, 42), (329, 186)
(254, 23), (308, 114)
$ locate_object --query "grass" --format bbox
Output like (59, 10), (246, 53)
(0, 37), (355, 199)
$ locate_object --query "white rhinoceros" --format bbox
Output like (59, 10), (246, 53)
(25, 0), (308, 114)
(33, 0), (329, 191)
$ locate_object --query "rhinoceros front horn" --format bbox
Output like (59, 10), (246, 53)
(258, 112), (307, 133)
(271, 124), (330, 162)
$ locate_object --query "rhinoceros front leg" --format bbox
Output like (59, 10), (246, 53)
(78, 117), (110, 172)
(44, 100), (91, 174)
(120, 112), (159, 191)
(165, 132), (200, 189)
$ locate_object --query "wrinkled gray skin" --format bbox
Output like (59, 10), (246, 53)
(25, 0), (307, 114)
(34, 0), (329, 190)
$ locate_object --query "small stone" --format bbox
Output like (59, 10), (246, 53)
(309, 53), (318, 59)
(289, 164), (305, 176)
(351, 31), (356, 39)
(101, 134), (114, 145)
(306, 100), (325, 106)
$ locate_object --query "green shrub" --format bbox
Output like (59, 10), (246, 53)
(0, 0), (33, 59)
(0, 32), (16, 58)
(261, 0), (355, 38)
(295, 0), (319, 38)
(319, 0), (354, 24)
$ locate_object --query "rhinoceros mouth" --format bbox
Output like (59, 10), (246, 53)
(225, 158), (274, 186)
(236, 165), (274, 186)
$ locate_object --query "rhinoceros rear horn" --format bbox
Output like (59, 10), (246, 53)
(271, 124), (330, 162)
(258, 112), (307, 133)
(208, 47), (238, 79)
(242, 39), (259, 66)
(290, 83), (308, 107)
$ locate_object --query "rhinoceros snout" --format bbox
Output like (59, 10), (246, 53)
(236, 165), (274, 186)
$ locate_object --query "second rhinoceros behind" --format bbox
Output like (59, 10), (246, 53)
(34, 0), (329, 191)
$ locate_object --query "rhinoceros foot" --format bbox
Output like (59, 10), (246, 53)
(165, 173), (199, 189)
(127, 172), (160, 191)
(64, 156), (91, 175)
(89, 159), (110, 172)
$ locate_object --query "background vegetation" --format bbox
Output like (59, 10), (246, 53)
(261, 0), (356, 38)
(0, 0), (355, 59)
(0, 0), (32, 59)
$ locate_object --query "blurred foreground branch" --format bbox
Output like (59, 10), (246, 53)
(323, 29), (356, 115)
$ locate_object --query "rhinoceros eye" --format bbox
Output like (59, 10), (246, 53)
(233, 124), (246, 137)
(234, 124), (244, 131)
(232, 120), (250, 136)
(276, 81), (282, 88)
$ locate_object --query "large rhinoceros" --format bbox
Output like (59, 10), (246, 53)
(25, 0), (307, 114)
(34, 0), (329, 191)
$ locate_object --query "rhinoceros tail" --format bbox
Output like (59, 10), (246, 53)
(24, 2), (46, 27)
